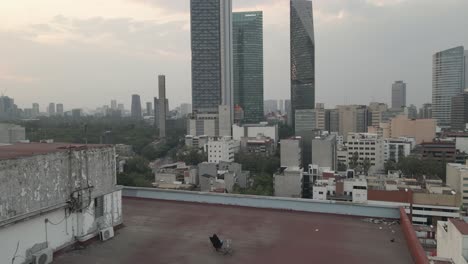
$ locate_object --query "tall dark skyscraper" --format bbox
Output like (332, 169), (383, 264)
(451, 92), (468, 131)
(131, 94), (142, 119)
(190, 0), (233, 116)
(233, 11), (263, 123)
(392, 81), (407, 109)
(290, 0), (315, 130)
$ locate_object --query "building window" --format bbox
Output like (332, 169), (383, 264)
(94, 196), (104, 218)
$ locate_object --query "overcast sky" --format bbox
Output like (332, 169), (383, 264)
(1, 0), (468, 112)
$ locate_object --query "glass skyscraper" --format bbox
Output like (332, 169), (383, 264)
(432, 46), (467, 127)
(233, 11), (264, 123)
(290, 0), (315, 129)
(190, 0), (232, 115)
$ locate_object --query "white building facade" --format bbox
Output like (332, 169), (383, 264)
(346, 133), (385, 173)
(207, 137), (238, 163)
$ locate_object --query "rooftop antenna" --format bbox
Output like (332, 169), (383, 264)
(1, 88), (7, 97)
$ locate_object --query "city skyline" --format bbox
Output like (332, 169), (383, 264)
(1, 0), (468, 110)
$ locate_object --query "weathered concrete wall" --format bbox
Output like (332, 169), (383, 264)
(0, 190), (122, 264)
(0, 146), (116, 223)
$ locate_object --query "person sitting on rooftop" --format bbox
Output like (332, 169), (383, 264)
(209, 234), (223, 251)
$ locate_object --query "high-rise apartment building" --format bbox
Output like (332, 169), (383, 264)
(451, 92), (468, 131)
(294, 103), (325, 133)
(419, 103), (433, 119)
(32, 103), (40, 117)
(111, 100), (117, 110)
(158, 75), (167, 138)
(392, 81), (406, 109)
(146, 102), (153, 116)
(325, 109), (339, 133)
(368, 102), (388, 127)
(233, 11), (263, 123)
(191, 0), (233, 118)
(290, 0), (315, 129)
(56, 104), (64, 116)
(48, 103), (55, 116)
(432, 46), (467, 127)
(131, 94), (142, 119)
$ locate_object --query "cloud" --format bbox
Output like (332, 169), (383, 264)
(17, 15), (190, 60)
(0, 65), (37, 84)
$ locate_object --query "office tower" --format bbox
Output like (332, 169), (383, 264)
(191, 0), (233, 118)
(290, 0), (315, 129)
(419, 103), (433, 119)
(117, 104), (124, 111)
(294, 103), (325, 132)
(233, 11), (263, 123)
(111, 100), (117, 110)
(406, 104), (418, 119)
(32, 103), (40, 117)
(337, 105), (368, 139)
(48, 103), (55, 116)
(72, 109), (82, 119)
(146, 102), (153, 116)
(451, 92), (468, 130)
(432, 46), (467, 127)
(131, 94), (142, 119)
(368, 102), (388, 127)
(325, 109), (339, 133)
(391, 81), (406, 109)
(158, 75), (167, 137)
(56, 104), (64, 116)
(0, 96), (15, 120)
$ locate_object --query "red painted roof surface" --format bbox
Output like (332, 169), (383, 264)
(54, 198), (413, 264)
(450, 218), (468, 235)
(0, 143), (110, 160)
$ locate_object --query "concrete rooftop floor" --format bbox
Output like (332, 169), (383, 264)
(54, 197), (413, 264)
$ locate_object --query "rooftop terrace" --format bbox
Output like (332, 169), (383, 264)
(54, 197), (413, 264)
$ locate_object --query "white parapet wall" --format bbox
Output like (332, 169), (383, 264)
(122, 187), (400, 219)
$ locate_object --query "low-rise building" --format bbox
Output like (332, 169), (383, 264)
(198, 161), (248, 193)
(207, 137), (238, 163)
(240, 135), (275, 156)
(312, 177), (368, 203)
(311, 134), (337, 170)
(390, 115), (436, 144)
(346, 133), (385, 173)
(384, 137), (415, 163)
(274, 167), (303, 198)
(0, 143), (122, 264)
(446, 163), (468, 209)
(280, 137), (302, 168)
(232, 123), (278, 144)
(185, 135), (209, 149)
(0, 123), (25, 143)
(437, 218), (468, 264)
(154, 162), (198, 187)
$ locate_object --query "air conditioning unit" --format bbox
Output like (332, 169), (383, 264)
(32, 248), (53, 264)
(99, 227), (115, 241)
